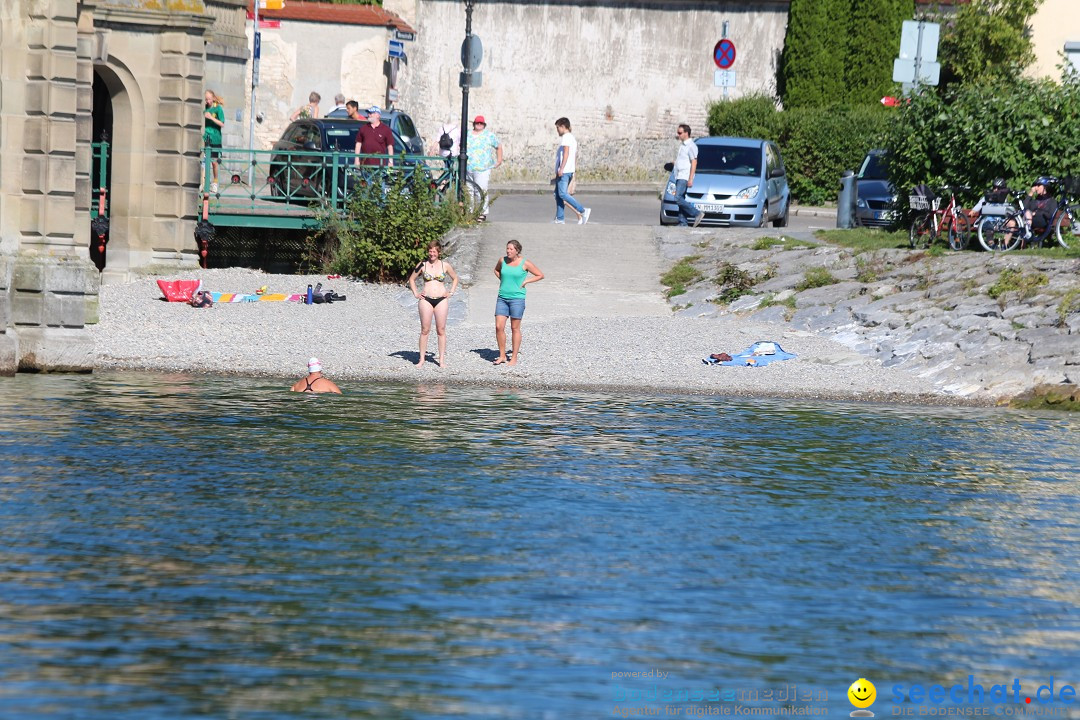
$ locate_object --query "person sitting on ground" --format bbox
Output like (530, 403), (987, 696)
(1024, 177), (1057, 238)
(290, 357), (342, 394)
(291, 91), (321, 121)
(325, 93), (349, 118)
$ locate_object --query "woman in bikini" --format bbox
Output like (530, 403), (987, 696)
(493, 239), (544, 366)
(408, 241), (459, 367)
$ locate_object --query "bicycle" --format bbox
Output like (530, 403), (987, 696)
(1052, 175), (1079, 250)
(427, 156), (484, 208)
(908, 185), (971, 251)
(977, 179), (1068, 252)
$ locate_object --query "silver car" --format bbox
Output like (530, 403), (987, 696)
(660, 137), (790, 227)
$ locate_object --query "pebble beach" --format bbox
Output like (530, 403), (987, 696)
(90, 221), (998, 406)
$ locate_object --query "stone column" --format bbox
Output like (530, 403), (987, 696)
(0, 0), (99, 374)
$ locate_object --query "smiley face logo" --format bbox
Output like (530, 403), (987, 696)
(848, 678), (876, 716)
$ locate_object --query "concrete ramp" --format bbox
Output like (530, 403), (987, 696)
(465, 222), (670, 325)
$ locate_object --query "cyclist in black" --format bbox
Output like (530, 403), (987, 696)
(1024, 176), (1058, 238)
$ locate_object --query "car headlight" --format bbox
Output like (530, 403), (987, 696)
(665, 182), (676, 197)
(857, 198), (868, 209)
(735, 184), (759, 200)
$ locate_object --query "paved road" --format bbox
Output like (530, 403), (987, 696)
(487, 192), (831, 233)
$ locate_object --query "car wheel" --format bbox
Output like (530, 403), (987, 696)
(758, 203), (769, 228)
(772, 201), (789, 228)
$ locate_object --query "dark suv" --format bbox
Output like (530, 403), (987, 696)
(855, 149), (898, 228)
(356, 108), (424, 155)
(269, 118), (412, 199)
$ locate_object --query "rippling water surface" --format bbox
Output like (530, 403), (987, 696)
(1, 373), (1078, 719)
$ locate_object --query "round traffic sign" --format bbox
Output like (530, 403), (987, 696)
(461, 35), (483, 71)
(714, 39), (736, 70)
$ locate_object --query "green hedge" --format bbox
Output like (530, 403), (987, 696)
(880, 71), (1080, 202)
(707, 96), (890, 205)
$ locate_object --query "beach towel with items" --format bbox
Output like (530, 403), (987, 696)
(703, 341), (796, 367)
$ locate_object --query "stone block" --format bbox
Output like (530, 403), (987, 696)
(158, 103), (185, 127)
(48, 120), (77, 154)
(84, 295), (100, 326)
(43, 293), (87, 328)
(22, 156), (47, 194)
(47, 155), (77, 194)
(1029, 335), (1080, 364)
(47, 83), (78, 116)
(184, 79), (203, 101)
(11, 291), (44, 326)
(0, 334), (16, 376)
(15, 327), (94, 373)
(183, 103), (203, 128)
(45, 23), (77, 53)
(160, 78), (185, 102)
(155, 156), (185, 185)
(156, 128), (187, 155)
(12, 261), (45, 293)
(160, 54), (187, 77)
(154, 189), (187, 219)
(44, 202), (76, 238)
(161, 34), (195, 55)
(46, 260), (95, 295)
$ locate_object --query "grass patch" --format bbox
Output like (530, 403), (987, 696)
(795, 266), (839, 291)
(1058, 287), (1080, 326)
(751, 236), (814, 251)
(987, 267), (1049, 303)
(713, 262), (758, 304)
(661, 255), (703, 298)
(760, 293), (798, 311)
(1013, 244), (1080, 259)
(816, 228), (909, 253)
(854, 251), (891, 283)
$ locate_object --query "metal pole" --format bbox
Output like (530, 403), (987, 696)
(913, 19), (924, 93)
(722, 20), (729, 99)
(248, 1), (260, 190)
(458, 0), (474, 201)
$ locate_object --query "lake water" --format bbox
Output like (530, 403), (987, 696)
(1, 373), (1078, 720)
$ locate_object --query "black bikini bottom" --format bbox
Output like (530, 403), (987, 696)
(423, 296), (446, 307)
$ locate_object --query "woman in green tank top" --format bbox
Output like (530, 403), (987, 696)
(493, 239), (544, 366)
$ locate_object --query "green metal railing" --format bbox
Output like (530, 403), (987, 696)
(200, 148), (465, 229)
(91, 141), (109, 220)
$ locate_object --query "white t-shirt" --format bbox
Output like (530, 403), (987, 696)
(558, 132), (578, 174)
(674, 138), (699, 181)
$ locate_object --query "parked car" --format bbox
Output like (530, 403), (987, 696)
(269, 118), (414, 199)
(660, 137), (790, 227)
(356, 108), (425, 156)
(854, 149), (899, 228)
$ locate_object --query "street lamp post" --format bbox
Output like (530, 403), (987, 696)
(458, 0), (476, 201)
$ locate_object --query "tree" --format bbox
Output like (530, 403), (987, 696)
(937, 0), (1043, 86)
(845, 0), (914, 104)
(781, 0), (849, 108)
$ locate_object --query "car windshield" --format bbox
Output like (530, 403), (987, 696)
(858, 153), (890, 180)
(696, 145), (760, 177)
(324, 127), (359, 152)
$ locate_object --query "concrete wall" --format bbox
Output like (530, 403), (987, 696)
(395, 0), (790, 181)
(1029, 0), (1080, 80)
(203, 0), (248, 150)
(243, 20), (391, 150)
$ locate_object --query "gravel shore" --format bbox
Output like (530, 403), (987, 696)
(90, 223), (982, 406)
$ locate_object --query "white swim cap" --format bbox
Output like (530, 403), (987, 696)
(308, 357), (322, 373)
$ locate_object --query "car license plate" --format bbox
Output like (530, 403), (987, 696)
(874, 211), (896, 220)
(696, 203), (724, 213)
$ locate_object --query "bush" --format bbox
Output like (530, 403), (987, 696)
(881, 70), (1080, 206)
(306, 171), (477, 282)
(707, 96), (890, 205)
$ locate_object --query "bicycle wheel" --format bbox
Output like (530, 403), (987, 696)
(909, 212), (936, 249)
(459, 178), (486, 217)
(984, 214), (1023, 252)
(948, 213), (971, 251)
(1054, 207), (1078, 249)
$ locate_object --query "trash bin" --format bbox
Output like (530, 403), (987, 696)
(837, 170), (856, 229)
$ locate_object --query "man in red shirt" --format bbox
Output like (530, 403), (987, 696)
(354, 106), (394, 167)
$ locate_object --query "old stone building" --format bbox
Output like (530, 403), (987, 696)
(0, 0), (248, 373)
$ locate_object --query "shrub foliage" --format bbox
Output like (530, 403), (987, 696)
(306, 172), (478, 282)
(707, 96), (889, 205)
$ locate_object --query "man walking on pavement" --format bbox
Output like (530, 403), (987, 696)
(467, 115), (502, 222)
(553, 117), (590, 225)
(673, 124), (704, 227)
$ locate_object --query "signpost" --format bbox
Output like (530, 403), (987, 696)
(892, 19), (940, 90)
(389, 39), (405, 59)
(713, 22), (735, 97)
(394, 29), (415, 42)
(458, 0), (479, 201)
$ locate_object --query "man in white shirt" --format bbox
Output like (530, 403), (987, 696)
(325, 93), (350, 118)
(553, 117), (591, 225)
(673, 124), (704, 227)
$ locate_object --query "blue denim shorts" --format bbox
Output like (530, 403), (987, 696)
(495, 296), (525, 319)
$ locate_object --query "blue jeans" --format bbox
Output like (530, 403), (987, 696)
(554, 173), (585, 221)
(674, 179), (701, 225)
(495, 296), (525, 319)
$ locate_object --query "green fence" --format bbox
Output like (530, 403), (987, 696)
(201, 148), (465, 230)
(91, 141), (109, 220)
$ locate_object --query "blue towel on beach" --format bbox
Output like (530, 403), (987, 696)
(703, 341), (797, 367)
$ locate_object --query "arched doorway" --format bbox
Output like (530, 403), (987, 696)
(90, 69), (114, 271)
